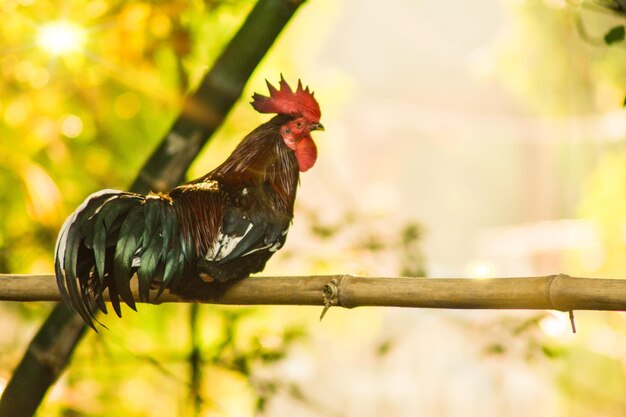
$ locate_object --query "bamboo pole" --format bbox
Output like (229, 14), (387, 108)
(2, 274), (625, 312)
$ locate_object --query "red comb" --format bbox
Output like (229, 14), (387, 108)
(251, 76), (321, 122)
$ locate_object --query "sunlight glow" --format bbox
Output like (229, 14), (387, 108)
(36, 21), (85, 56)
(468, 261), (494, 279)
(539, 312), (568, 337)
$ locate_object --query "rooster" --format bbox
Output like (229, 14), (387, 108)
(55, 77), (323, 328)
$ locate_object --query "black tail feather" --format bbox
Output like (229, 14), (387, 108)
(54, 190), (188, 328)
(55, 190), (122, 328)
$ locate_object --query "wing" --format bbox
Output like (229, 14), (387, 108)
(211, 206), (288, 263)
(170, 181), (289, 283)
(194, 202), (290, 283)
(55, 190), (189, 328)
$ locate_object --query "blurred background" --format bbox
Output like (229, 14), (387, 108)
(1, 0), (626, 416)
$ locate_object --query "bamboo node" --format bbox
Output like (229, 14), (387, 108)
(319, 278), (339, 321)
(549, 273), (572, 311)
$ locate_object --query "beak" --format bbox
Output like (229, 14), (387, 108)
(311, 122), (325, 132)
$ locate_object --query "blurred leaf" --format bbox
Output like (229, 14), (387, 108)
(594, 0), (626, 12)
(375, 339), (394, 357)
(541, 344), (566, 359)
(485, 343), (506, 355)
(604, 25), (625, 44)
(512, 315), (542, 335)
(401, 223), (422, 245)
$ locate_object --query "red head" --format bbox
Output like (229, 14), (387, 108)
(251, 76), (324, 172)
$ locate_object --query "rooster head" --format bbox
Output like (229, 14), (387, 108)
(251, 76), (323, 172)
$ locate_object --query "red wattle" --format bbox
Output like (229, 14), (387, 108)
(295, 136), (317, 172)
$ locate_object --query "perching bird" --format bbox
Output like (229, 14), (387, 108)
(55, 77), (323, 328)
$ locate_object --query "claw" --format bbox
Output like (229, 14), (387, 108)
(199, 273), (214, 283)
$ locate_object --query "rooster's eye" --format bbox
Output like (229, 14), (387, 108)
(295, 122), (303, 129)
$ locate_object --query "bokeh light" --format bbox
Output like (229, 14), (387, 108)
(468, 261), (494, 278)
(36, 21), (85, 57)
(539, 312), (569, 337)
(60, 114), (83, 138)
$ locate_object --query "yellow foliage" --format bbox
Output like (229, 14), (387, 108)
(578, 150), (626, 276)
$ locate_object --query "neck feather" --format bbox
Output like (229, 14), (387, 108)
(198, 116), (300, 213)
